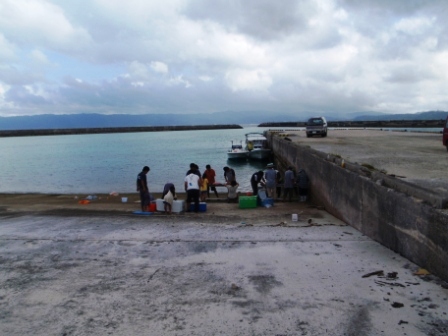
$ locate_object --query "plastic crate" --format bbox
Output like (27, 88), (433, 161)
(239, 196), (257, 209)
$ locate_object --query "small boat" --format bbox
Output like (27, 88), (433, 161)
(227, 141), (249, 160)
(245, 132), (271, 160)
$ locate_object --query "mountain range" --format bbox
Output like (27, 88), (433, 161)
(0, 110), (447, 130)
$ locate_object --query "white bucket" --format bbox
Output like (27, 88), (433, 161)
(292, 213), (298, 221)
(121, 197), (128, 203)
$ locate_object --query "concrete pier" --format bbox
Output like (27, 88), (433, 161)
(267, 129), (448, 282)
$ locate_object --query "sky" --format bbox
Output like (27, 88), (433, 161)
(1, 0), (448, 118)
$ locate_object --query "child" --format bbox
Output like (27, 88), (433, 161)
(200, 172), (209, 202)
(226, 180), (239, 203)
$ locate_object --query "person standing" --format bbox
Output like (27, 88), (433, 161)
(185, 169), (202, 212)
(204, 164), (219, 198)
(276, 169), (283, 198)
(283, 166), (295, 202)
(250, 171), (265, 196)
(200, 172), (209, 202)
(136, 166), (150, 211)
(264, 163), (277, 198)
(186, 163), (201, 177)
(223, 166), (236, 184)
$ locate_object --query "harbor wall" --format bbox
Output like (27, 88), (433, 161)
(0, 124), (243, 137)
(267, 133), (448, 282)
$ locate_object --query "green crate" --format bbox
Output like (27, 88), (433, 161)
(239, 196), (257, 209)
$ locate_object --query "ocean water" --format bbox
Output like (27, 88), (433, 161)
(0, 127), (280, 194)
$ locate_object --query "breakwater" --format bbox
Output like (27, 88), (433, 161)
(267, 132), (448, 282)
(0, 124), (243, 137)
(260, 119), (445, 128)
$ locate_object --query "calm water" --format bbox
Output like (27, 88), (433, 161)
(1, 127), (282, 194)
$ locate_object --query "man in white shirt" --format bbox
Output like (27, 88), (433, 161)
(185, 171), (202, 212)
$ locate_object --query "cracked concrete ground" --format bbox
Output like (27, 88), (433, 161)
(0, 200), (447, 336)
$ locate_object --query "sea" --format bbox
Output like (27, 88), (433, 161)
(0, 126), (281, 195)
(1, 126), (442, 195)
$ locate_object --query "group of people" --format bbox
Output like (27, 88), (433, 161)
(137, 162), (309, 213)
(251, 164), (309, 202)
(137, 164), (241, 213)
(185, 164), (240, 212)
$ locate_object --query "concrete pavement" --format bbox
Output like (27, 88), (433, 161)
(0, 214), (447, 335)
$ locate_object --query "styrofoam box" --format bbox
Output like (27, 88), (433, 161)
(156, 199), (164, 211)
(172, 200), (184, 213)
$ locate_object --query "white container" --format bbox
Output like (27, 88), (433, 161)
(156, 199), (165, 211)
(172, 200), (184, 213)
(292, 213), (298, 221)
(121, 197), (128, 203)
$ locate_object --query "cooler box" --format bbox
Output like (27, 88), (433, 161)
(172, 200), (184, 213)
(239, 196), (257, 209)
(189, 202), (207, 212)
(156, 199), (164, 211)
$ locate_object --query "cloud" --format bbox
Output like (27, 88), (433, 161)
(1, 0), (448, 117)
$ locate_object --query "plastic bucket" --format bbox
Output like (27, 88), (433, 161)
(292, 214), (298, 221)
(149, 202), (157, 212)
(121, 197), (128, 203)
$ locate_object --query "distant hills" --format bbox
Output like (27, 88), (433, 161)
(0, 110), (447, 130)
(350, 111), (448, 121)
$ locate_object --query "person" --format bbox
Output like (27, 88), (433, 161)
(163, 188), (174, 214)
(204, 164), (219, 198)
(283, 166), (295, 202)
(276, 169), (283, 198)
(162, 182), (176, 199)
(200, 172), (209, 202)
(223, 166), (236, 184)
(162, 182), (176, 214)
(264, 163), (277, 198)
(185, 168), (202, 212)
(297, 169), (310, 202)
(250, 171), (265, 196)
(186, 163), (201, 177)
(136, 166), (150, 211)
(226, 180), (239, 203)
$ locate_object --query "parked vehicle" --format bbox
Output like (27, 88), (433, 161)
(306, 117), (328, 137)
(443, 116), (448, 151)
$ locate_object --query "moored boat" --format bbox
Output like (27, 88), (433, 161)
(227, 141), (249, 160)
(245, 132), (271, 160)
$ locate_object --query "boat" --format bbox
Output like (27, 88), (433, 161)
(227, 140), (249, 160)
(245, 132), (271, 160)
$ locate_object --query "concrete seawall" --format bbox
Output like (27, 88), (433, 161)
(0, 124), (243, 137)
(267, 133), (448, 282)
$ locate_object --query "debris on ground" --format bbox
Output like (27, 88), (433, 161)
(271, 221), (288, 227)
(362, 270), (384, 278)
(375, 280), (405, 287)
(414, 268), (430, 276)
(392, 302), (404, 308)
(387, 272), (398, 280)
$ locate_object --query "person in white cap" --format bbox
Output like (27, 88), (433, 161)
(264, 163), (276, 198)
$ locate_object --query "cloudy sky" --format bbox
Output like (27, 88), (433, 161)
(0, 0), (447, 118)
